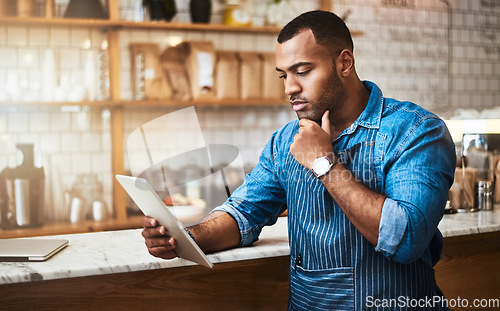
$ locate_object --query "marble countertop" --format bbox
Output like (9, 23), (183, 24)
(0, 217), (289, 285)
(2, 207), (500, 285)
(438, 205), (500, 237)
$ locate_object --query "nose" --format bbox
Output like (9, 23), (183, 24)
(284, 76), (301, 96)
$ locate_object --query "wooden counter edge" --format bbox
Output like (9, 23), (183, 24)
(0, 255), (290, 311)
(435, 230), (500, 310)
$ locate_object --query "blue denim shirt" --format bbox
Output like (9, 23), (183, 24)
(214, 81), (455, 310)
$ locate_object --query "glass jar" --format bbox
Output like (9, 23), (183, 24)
(224, 0), (251, 27)
(265, 0), (298, 27)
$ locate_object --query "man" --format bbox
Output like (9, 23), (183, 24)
(142, 10), (456, 310)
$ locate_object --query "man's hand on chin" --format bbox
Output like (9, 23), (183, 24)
(290, 110), (334, 170)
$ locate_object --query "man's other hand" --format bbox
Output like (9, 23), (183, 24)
(141, 216), (178, 259)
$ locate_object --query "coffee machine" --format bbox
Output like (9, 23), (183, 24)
(0, 144), (45, 228)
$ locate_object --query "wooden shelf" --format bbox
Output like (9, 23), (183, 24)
(122, 98), (288, 107)
(0, 16), (363, 36)
(0, 16), (116, 29)
(0, 98), (288, 108)
(117, 20), (283, 34)
(0, 16), (282, 34)
(0, 215), (144, 239)
(0, 100), (117, 108)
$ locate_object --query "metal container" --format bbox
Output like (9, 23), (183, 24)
(0, 144), (45, 228)
(10, 179), (31, 226)
(65, 174), (108, 223)
(1, 177), (44, 227)
(91, 199), (109, 221)
(475, 180), (494, 211)
(69, 196), (85, 224)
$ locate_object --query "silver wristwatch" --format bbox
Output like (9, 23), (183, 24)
(311, 154), (336, 178)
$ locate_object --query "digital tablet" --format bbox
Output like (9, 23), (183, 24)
(116, 175), (213, 268)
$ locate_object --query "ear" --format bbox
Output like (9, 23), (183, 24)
(336, 49), (355, 77)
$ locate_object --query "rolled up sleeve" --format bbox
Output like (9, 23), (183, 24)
(375, 117), (455, 265)
(375, 198), (408, 258)
(212, 203), (258, 247)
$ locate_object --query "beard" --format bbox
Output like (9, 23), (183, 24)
(293, 69), (345, 124)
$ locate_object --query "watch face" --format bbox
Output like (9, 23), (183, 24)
(313, 157), (331, 175)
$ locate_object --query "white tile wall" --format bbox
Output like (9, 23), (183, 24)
(337, 0), (499, 116)
(39, 133), (61, 153)
(0, 48), (17, 67)
(49, 28), (70, 47)
(28, 28), (49, 47)
(7, 27), (28, 46)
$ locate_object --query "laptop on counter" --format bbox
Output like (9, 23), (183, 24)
(0, 238), (68, 262)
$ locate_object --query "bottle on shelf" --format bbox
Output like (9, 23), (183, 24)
(143, 0), (177, 21)
(97, 40), (110, 100)
(189, 0), (211, 24)
(83, 50), (98, 101)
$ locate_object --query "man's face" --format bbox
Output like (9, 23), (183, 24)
(275, 29), (344, 123)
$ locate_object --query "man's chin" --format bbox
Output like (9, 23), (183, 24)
(297, 113), (321, 125)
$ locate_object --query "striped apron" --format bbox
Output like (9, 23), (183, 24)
(284, 127), (444, 311)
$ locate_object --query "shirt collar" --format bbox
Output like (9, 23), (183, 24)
(342, 81), (384, 135)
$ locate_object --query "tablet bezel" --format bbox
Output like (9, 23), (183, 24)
(115, 175), (213, 268)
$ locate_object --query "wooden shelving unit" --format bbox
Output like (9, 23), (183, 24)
(125, 98), (288, 107)
(0, 98), (287, 108)
(0, 100), (118, 108)
(0, 16), (118, 28)
(0, 16), (283, 33)
(0, 0), (360, 238)
(0, 16), (363, 36)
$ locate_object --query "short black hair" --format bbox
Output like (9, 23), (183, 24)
(277, 10), (353, 56)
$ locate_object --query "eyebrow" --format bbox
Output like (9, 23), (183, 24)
(275, 61), (312, 73)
